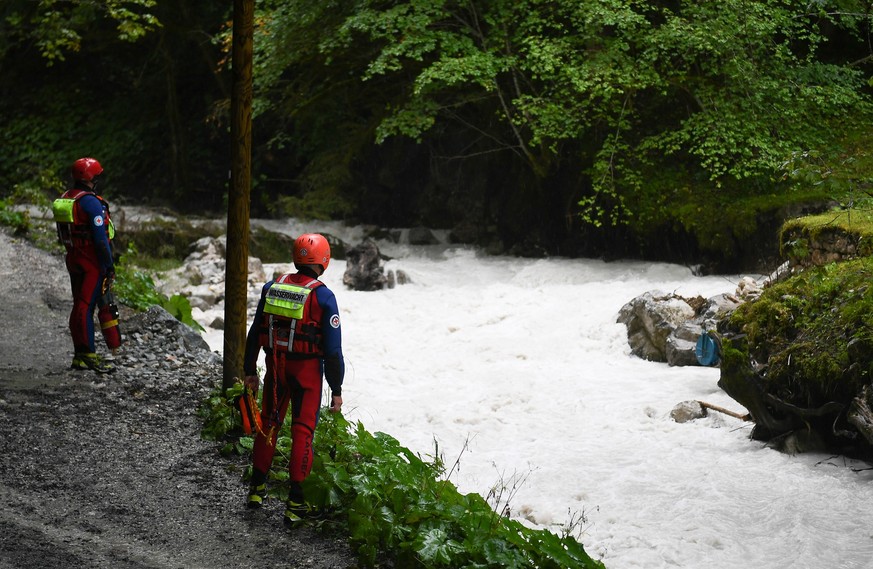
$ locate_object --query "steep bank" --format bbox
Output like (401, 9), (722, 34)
(0, 229), (357, 569)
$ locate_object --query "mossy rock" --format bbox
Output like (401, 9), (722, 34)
(248, 227), (347, 264)
(780, 209), (873, 267)
(248, 226), (295, 264)
(115, 218), (223, 262)
(722, 256), (873, 457)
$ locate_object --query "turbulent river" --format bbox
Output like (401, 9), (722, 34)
(194, 218), (873, 569)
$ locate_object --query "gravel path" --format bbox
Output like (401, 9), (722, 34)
(0, 228), (358, 569)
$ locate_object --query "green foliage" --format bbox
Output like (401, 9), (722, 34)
(198, 382), (248, 456)
(113, 242), (167, 311)
(270, 0), (872, 228)
(0, 173), (64, 235)
(10, 170), (63, 208)
(160, 293), (204, 332)
(2, 0), (161, 63)
(113, 241), (203, 330)
(779, 126), (873, 206)
(4, 0), (873, 262)
(197, 385), (604, 568)
(310, 413), (604, 568)
(0, 199), (30, 235)
(1, 2), (230, 208)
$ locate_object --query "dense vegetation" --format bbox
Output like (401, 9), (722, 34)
(200, 385), (605, 568)
(2, 1), (872, 271)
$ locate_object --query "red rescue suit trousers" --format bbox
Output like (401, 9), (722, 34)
(66, 251), (109, 354)
(252, 355), (323, 483)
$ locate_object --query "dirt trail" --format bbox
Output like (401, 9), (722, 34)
(0, 229), (358, 569)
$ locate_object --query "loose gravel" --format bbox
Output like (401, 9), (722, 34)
(0, 228), (359, 569)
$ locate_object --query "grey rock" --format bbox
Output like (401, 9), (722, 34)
(671, 400), (707, 423)
(617, 291), (695, 362)
(342, 238), (388, 291)
(408, 226), (439, 245)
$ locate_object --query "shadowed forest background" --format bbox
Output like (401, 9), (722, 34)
(2, 0), (872, 272)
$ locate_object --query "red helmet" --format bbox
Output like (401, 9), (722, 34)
(71, 157), (103, 182)
(293, 233), (331, 271)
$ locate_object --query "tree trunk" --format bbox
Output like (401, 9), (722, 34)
(223, 0), (254, 391)
(717, 346), (796, 440)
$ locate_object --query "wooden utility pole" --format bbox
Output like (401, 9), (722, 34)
(223, 0), (254, 391)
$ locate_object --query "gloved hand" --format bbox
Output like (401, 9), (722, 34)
(103, 269), (115, 293)
(243, 374), (260, 395)
(329, 394), (343, 413)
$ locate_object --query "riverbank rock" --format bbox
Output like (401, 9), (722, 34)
(343, 238), (388, 291)
(342, 238), (411, 291)
(617, 289), (745, 366)
(128, 304), (212, 353)
(617, 291), (695, 362)
(155, 236), (266, 311)
(782, 223), (873, 268)
(670, 400), (707, 423)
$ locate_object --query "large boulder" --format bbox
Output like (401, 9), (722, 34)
(342, 238), (388, 291)
(666, 320), (705, 367)
(617, 290), (745, 366)
(617, 291), (695, 362)
(408, 226), (439, 245)
(155, 236), (265, 307)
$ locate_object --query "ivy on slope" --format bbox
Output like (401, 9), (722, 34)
(200, 385), (605, 568)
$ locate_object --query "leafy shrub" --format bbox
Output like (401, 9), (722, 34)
(198, 386), (605, 568)
(114, 241), (203, 331)
(199, 382), (250, 453)
(0, 199), (30, 234)
(160, 293), (205, 332)
(0, 175), (60, 235)
(114, 264), (165, 311)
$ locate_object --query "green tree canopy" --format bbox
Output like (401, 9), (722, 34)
(250, 0), (871, 230)
(0, 0), (160, 63)
(1, 0), (871, 267)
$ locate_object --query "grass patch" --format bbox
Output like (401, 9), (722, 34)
(781, 208), (873, 239)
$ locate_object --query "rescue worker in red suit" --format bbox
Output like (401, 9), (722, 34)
(53, 157), (118, 374)
(243, 233), (345, 527)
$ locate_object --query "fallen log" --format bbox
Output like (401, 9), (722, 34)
(696, 400), (752, 421)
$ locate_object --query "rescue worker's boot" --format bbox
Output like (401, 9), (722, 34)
(71, 352), (115, 374)
(246, 469), (267, 509)
(247, 483), (267, 509)
(283, 481), (311, 527)
(283, 499), (312, 527)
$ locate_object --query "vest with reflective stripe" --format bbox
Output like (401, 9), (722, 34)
(258, 274), (324, 356)
(52, 189), (115, 248)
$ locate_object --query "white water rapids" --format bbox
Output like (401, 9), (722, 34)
(195, 219), (873, 569)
